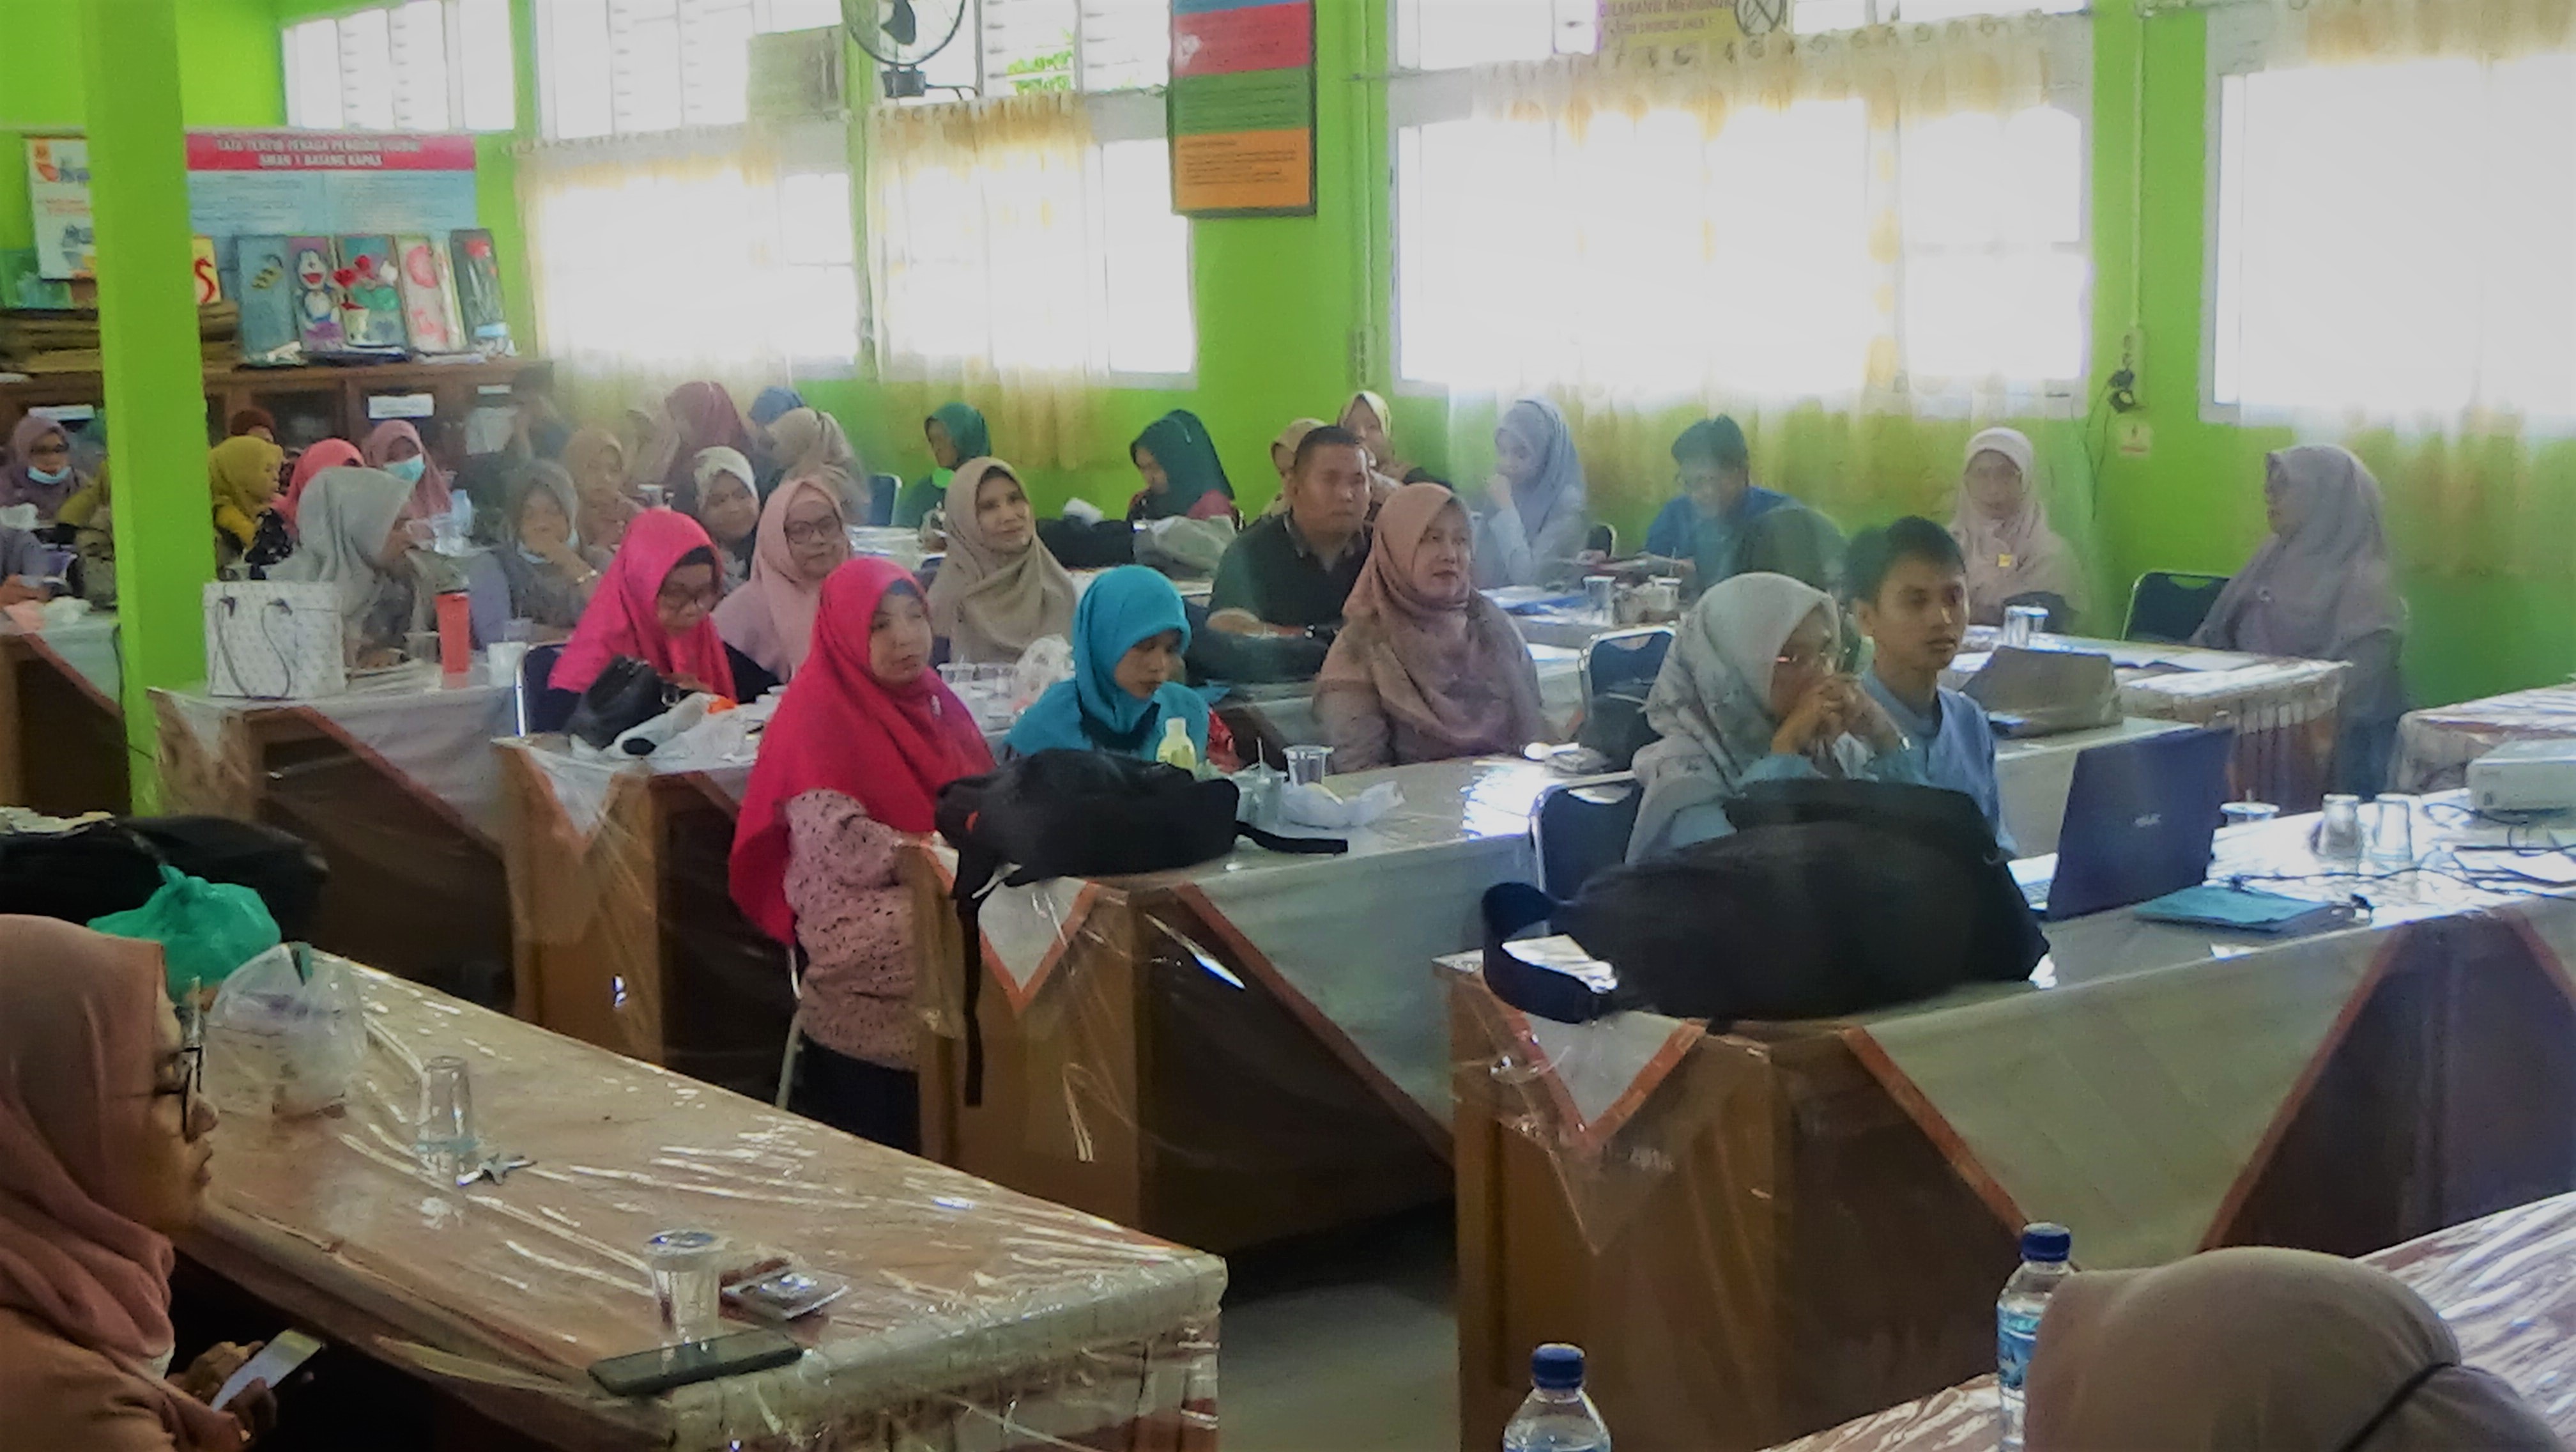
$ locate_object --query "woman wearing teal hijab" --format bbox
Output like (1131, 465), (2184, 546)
(1125, 410), (1239, 523)
(899, 402), (991, 528)
(1007, 566), (1217, 761)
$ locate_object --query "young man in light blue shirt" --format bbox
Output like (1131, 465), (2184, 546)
(1847, 516), (2016, 854)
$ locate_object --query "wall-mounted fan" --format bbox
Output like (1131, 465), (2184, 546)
(841, 0), (970, 99)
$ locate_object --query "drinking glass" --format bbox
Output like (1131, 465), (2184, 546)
(2002, 604), (2049, 648)
(1284, 745), (1333, 787)
(415, 1056), (477, 1179)
(2221, 800), (2281, 830)
(1583, 576), (1616, 622)
(645, 1228), (726, 1343)
(2315, 794), (2365, 863)
(2368, 794), (2416, 869)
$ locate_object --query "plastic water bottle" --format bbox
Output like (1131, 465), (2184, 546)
(1503, 1343), (1611, 1451)
(1997, 1223), (2073, 1452)
(1155, 716), (1200, 776)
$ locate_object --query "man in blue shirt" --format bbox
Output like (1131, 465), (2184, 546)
(1641, 417), (1794, 584)
(1846, 516), (2016, 854)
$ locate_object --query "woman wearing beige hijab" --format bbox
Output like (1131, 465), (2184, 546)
(2027, 1246), (2556, 1450)
(927, 458), (1077, 665)
(767, 406), (871, 524)
(1261, 418), (1328, 518)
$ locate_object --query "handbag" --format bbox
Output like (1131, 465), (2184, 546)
(203, 579), (345, 700)
(935, 750), (1347, 1103)
(565, 656), (680, 750)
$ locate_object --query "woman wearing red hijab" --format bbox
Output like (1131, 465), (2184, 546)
(276, 439), (361, 529)
(546, 509), (776, 711)
(656, 382), (751, 515)
(730, 558), (994, 1149)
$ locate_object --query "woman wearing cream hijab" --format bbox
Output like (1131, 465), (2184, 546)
(927, 458), (1076, 664)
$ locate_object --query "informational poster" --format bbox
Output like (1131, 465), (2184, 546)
(1598, 0), (1759, 56)
(26, 137), (95, 280)
(1169, 0), (1315, 218)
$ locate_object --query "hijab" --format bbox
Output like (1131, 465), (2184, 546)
(1317, 483), (1548, 760)
(928, 459), (1077, 665)
(2026, 1247), (2557, 1450)
(712, 475), (844, 681)
(659, 382), (751, 509)
(1496, 398), (1587, 543)
(3, 416), (82, 518)
(1952, 427), (2086, 621)
(730, 560), (994, 943)
(749, 386), (806, 429)
(267, 467), (413, 632)
(1131, 410), (1234, 520)
(768, 406), (868, 518)
(928, 401), (992, 464)
(2195, 445), (2405, 660)
(1008, 566), (1209, 761)
(0, 917), (245, 1451)
(1629, 573), (1834, 857)
(561, 426), (638, 550)
(1340, 389), (1415, 477)
(279, 439), (362, 529)
(502, 461), (584, 563)
(207, 436), (285, 549)
(360, 420), (452, 521)
(549, 509), (737, 700)
(690, 445), (760, 580)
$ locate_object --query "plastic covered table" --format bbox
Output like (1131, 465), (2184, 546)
(2395, 683), (2576, 793)
(905, 756), (1556, 1253)
(1217, 645), (1586, 764)
(1446, 800), (2576, 1450)
(1768, 1190), (2576, 1449)
(0, 610), (126, 814)
(186, 962), (1222, 1452)
(151, 667), (514, 999)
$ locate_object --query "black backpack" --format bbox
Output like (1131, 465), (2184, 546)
(934, 750), (1345, 1102)
(1483, 777), (2045, 1026)
(0, 815), (328, 939)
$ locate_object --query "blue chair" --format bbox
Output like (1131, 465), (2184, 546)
(868, 473), (900, 527)
(1532, 775), (1643, 900)
(2123, 571), (2232, 645)
(1581, 627), (1674, 706)
(521, 642), (572, 735)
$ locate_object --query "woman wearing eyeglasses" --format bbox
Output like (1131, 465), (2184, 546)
(1627, 571), (1920, 863)
(0, 918), (281, 1451)
(714, 474), (852, 686)
(549, 509), (774, 713)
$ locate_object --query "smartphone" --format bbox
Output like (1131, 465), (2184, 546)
(213, 1330), (324, 1410)
(586, 1329), (802, 1398)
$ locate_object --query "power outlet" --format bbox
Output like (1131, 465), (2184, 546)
(2109, 326), (2145, 413)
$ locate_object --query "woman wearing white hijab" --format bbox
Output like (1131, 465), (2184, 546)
(1951, 426), (2088, 628)
(1627, 572), (1915, 863)
(1475, 399), (1590, 589)
(2193, 444), (2407, 792)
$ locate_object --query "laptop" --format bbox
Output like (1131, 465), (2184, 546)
(1966, 645), (2122, 739)
(2022, 726), (2237, 921)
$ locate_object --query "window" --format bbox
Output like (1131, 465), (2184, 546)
(1393, 0), (2083, 70)
(284, 0), (515, 132)
(535, 0), (843, 140)
(2210, 52), (2576, 422)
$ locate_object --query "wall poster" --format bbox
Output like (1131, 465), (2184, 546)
(1169, 0), (1316, 218)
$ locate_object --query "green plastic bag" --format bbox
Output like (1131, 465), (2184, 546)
(88, 865), (282, 1001)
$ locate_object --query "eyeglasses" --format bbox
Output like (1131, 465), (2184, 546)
(657, 582), (721, 610)
(783, 519), (841, 547)
(1774, 642), (1834, 675)
(161, 1001), (206, 1133)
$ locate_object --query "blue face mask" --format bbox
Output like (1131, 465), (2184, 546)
(26, 465), (70, 486)
(384, 456), (427, 485)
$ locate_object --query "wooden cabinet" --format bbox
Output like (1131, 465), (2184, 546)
(0, 357), (551, 450)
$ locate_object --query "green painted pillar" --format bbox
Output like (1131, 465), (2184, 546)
(82, 0), (211, 809)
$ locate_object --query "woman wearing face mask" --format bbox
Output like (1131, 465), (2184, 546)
(548, 510), (769, 712)
(688, 447), (762, 589)
(1475, 399), (1590, 589)
(267, 467), (429, 668)
(207, 436), (292, 576)
(360, 420), (450, 520)
(1626, 572), (1919, 863)
(714, 475), (852, 684)
(560, 427), (640, 552)
(729, 559), (994, 1150)
(0, 918), (280, 1451)
(4, 415), (88, 521)
(926, 458), (1075, 665)
(1315, 483), (1549, 771)
(464, 462), (604, 643)
(1006, 566), (1238, 768)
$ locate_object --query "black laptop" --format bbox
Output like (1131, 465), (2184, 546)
(2023, 726), (2238, 921)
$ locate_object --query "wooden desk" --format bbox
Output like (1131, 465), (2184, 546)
(498, 738), (789, 1100)
(1770, 1191), (2576, 1449)
(2395, 683), (2576, 793)
(151, 670), (512, 1001)
(908, 757), (1555, 1253)
(1448, 808), (2576, 1450)
(0, 614), (127, 814)
(186, 964), (1221, 1452)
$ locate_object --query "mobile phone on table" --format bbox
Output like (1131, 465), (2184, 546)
(586, 1329), (802, 1398)
(213, 1329), (325, 1410)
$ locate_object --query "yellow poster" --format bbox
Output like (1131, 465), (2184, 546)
(1597, 0), (1758, 58)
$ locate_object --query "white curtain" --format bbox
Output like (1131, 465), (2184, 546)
(518, 122), (856, 413)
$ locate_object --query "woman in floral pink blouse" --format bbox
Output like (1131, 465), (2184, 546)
(730, 557), (993, 1149)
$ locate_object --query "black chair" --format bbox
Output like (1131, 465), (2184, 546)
(1581, 627), (1674, 706)
(521, 642), (572, 734)
(2123, 571), (2232, 645)
(1532, 775), (1643, 900)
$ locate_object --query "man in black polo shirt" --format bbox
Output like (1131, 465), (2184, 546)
(1208, 424), (1374, 637)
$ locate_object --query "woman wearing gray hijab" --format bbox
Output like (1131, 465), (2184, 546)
(268, 466), (424, 667)
(1475, 398), (1591, 589)
(2027, 1246), (2556, 1450)
(465, 461), (606, 642)
(2193, 444), (2407, 792)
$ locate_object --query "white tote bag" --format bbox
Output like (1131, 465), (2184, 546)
(203, 580), (347, 700)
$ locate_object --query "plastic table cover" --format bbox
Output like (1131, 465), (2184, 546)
(188, 961), (1223, 1452)
(3, 610), (121, 704)
(1768, 1190), (2576, 1449)
(1, 612), (127, 816)
(2396, 683), (2576, 793)
(845, 526), (930, 571)
(1220, 645), (1586, 759)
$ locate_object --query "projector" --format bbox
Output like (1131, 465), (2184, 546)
(2467, 738), (2576, 814)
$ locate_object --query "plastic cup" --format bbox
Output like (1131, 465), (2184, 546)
(415, 1055), (477, 1180)
(645, 1229), (726, 1343)
(1583, 576), (1616, 622)
(486, 639), (530, 691)
(2002, 604), (2049, 648)
(1285, 745), (1333, 787)
(2221, 800), (2281, 830)
(2315, 793), (2366, 863)
(2368, 794), (2416, 869)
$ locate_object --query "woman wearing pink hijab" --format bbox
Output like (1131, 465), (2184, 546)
(360, 420), (451, 520)
(714, 474), (852, 683)
(0, 918), (277, 1450)
(1950, 426), (2087, 629)
(277, 439), (362, 528)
